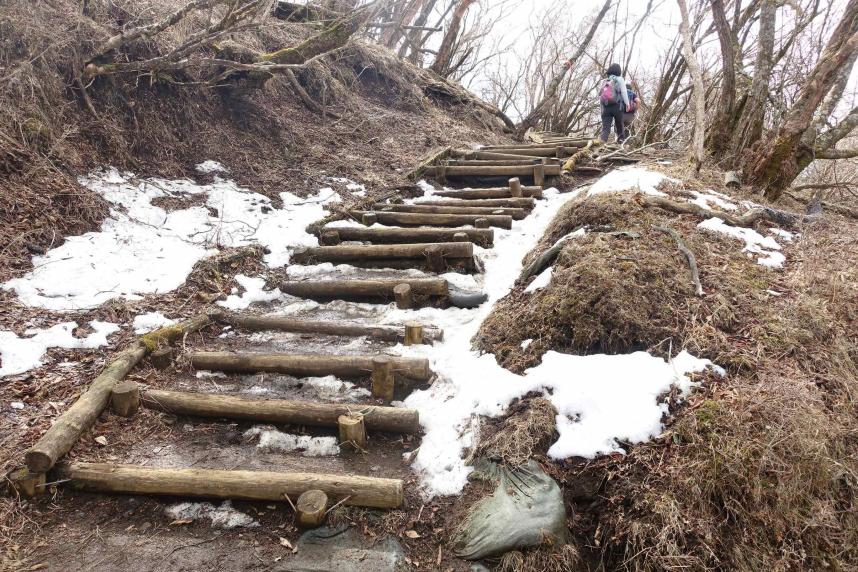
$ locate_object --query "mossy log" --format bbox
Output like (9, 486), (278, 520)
(25, 313), (213, 473)
(141, 389), (420, 433)
(54, 462), (404, 509)
(190, 352), (432, 381)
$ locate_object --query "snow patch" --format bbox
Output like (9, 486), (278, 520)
(195, 160), (227, 174)
(218, 275), (281, 310)
(520, 339), (533, 349)
(244, 426), (340, 456)
(697, 217), (786, 268)
(132, 312), (176, 334)
(0, 321), (119, 377)
(688, 190), (738, 211)
(587, 167), (675, 197)
(524, 267), (552, 292)
(165, 500), (258, 529)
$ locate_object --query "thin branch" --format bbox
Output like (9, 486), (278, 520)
(653, 225), (704, 296)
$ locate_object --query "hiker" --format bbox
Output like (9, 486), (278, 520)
(623, 82), (639, 136)
(599, 63), (631, 143)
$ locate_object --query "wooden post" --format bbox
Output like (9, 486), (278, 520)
(508, 177), (522, 197)
(361, 212), (377, 226)
(338, 413), (367, 450)
(319, 230), (341, 245)
(7, 467), (45, 498)
(452, 232), (468, 242)
(555, 146), (563, 159)
(393, 283), (413, 309)
(56, 462), (404, 509)
(372, 357), (395, 402)
(533, 162), (546, 188)
(150, 347), (173, 370)
(404, 322), (424, 346)
(110, 381), (140, 417)
(296, 489), (329, 528)
(474, 218), (489, 229)
(425, 245), (445, 273)
(436, 163), (447, 185)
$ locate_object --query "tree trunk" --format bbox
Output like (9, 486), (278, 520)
(706, 0), (736, 155)
(513, 0), (612, 140)
(430, 0), (476, 76)
(747, 0), (858, 198)
(677, 0), (707, 174)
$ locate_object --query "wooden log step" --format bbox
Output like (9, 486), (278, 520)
(423, 165), (561, 178)
(223, 315), (444, 343)
(433, 187), (543, 200)
(371, 204), (529, 220)
(190, 352), (432, 381)
(320, 226), (494, 247)
(54, 462), (404, 509)
(480, 142), (587, 151)
(452, 150), (542, 161)
(280, 278), (448, 304)
(350, 210), (513, 229)
(417, 198), (535, 209)
(141, 389), (421, 433)
(292, 242), (474, 264)
(446, 159), (546, 167)
(474, 147), (582, 158)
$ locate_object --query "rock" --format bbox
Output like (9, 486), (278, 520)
(278, 525), (405, 572)
(452, 460), (567, 560)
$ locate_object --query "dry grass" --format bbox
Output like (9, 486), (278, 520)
(477, 397), (558, 466)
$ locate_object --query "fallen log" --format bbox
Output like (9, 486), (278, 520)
(320, 226), (494, 247)
(292, 242), (473, 264)
(54, 462), (404, 509)
(433, 187), (543, 199)
(190, 352), (432, 381)
(371, 204), (528, 220)
(637, 194), (810, 229)
(279, 277), (448, 303)
(423, 164), (561, 178)
(221, 314), (443, 343)
(141, 389), (421, 433)
(416, 198), (535, 209)
(25, 313), (214, 474)
(350, 210), (513, 229)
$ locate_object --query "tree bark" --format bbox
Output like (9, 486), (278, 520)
(677, 0), (707, 174)
(321, 226), (495, 247)
(513, 0), (612, 139)
(707, 0), (736, 155)
(747, 0), (858, 198)
(430, 0), (476, 77)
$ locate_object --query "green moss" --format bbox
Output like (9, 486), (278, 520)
(696, 400), (722, 430)
(139, 324), (185, 353)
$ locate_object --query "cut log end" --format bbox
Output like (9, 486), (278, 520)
(338, 413), (367, 451)
(24, 450), (53, 475)
(361, 213), (378, 226)
(393, 283), (413, 310)
(371, 357), (395, 403)
(404, 322), (424, 346)
(509, 177), (522, 197)
(425, 245), (445, 273)
(296, 489), (329, 528)
(6, 467), (46, 498)
(111, 381), (140, 417)
(474, 218), (489, 229)
(150, 347), (173, 370)
(320, 230), (341, 245)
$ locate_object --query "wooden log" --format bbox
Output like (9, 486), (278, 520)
(419, 197), (535, 209)
(338, 414), (367, 450)
(350, 210), (513, 229)
(452, 232), (469, 242)
(25, 313), (214, 473)
(423, 165), (561, 178)
(279, 278), (449, 303)
(320, 229), (341, 245)
(453, 150), (542, 161)
(110, 381), (140, 417)
(361, 212), (377, 226)
(55, 462), (404, 509)
(292, 242), (473, 264)
(393, 283), (413, 309)
(404, 322), (424, 346)
(474, 218), (489, 229)
(480, 142), (587, 151)
(150, 347), (173, 370)
(6, 467), (45, 498)
(432, 187), (543, 200)
(435, 163), (447, 185)
(141, 389), (420, 434)
(447, 159), (540, 166)
(222, 315), (443, 343)
(425, 245), (445, 273)
(370, 204), (528, 220)
(533, 163), (546, 188)
(371, 357), (395, 402)
(296, 489), (328, 528)
(509, 177), (522, 197)
(189, 352), (432, 381)
(408, 145), (451, 181)
(322, 226), (494, 247)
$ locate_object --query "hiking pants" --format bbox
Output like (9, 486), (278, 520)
(600, 103), (625, 142)
(623, 112), (636, 135)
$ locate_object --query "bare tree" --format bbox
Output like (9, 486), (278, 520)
(431, 0), (477, 76)
(677, 0), (706, 173)
(706, 0), (736, 156)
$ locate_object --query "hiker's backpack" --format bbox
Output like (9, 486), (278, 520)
(627, 89), (638, 112)
(599, 77), (621, 105)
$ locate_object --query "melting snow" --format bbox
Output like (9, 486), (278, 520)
(218, 275), (282, 310)
(524, 267), (552, 292)
(688, 190), (738, 211)
(132, 312), (176, 334)
(165, 500), (258, 529)
(244, 426), (340, 456)
(0, 321), (119, 377)
(4, 167), (338, 310)
(698, 217), (786, 268)
(195, 160), (227, 174)
(587, 166), (676, 197)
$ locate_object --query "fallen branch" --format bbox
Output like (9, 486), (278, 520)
(284, 69), (340, 118)
(519, 229), (583, 281)
(636, 194), (812, 229)
(652, 225), (704, 296)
